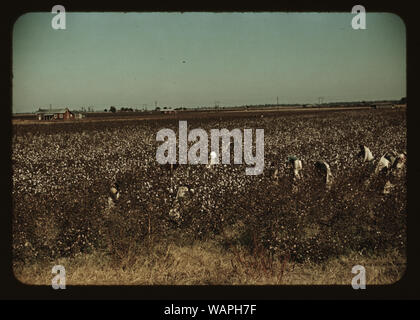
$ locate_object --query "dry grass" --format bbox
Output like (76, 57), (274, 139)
(13, 240), (405, 286)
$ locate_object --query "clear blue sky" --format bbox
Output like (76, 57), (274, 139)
(13, 12), (406, 112)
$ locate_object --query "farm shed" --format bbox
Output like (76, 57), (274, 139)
(36, 108), (82, 120)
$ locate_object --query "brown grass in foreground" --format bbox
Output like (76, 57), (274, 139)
(13, 240), (405, 286)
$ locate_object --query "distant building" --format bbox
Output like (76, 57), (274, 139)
(36, 108), (84, 120)
(162, 109), (177, 114)
(371, 103), (394, 110)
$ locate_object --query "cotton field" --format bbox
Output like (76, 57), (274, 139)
(12, 108), (407, 265)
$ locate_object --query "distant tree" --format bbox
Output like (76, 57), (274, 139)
(155, 107), (160, 111)
(104, 109), (107, 112)
(110, 106), (116, 113)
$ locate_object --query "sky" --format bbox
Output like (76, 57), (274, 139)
(12, 12), (406, 113)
